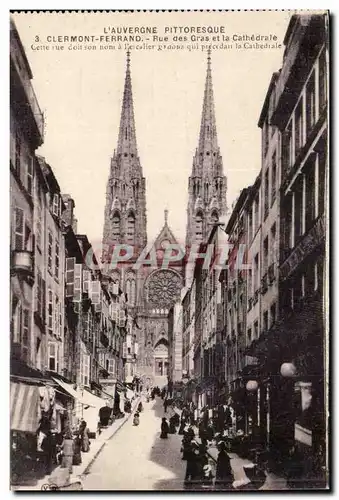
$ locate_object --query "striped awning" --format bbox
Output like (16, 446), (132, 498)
(10, 382), (41, 433)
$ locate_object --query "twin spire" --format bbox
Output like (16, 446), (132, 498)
(115, 48), (221, 175)
(117, 50), (138, 157)
(198, 47), (219, 157)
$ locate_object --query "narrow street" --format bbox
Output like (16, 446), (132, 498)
(82, 397), (186, 491)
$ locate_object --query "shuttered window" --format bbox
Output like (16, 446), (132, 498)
(65, 257), (75, 297)
(15, 208), (24, 250)
(48, 231), (53, 272)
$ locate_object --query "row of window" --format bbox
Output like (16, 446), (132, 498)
(283, 47), (327, 175)
(282, 150), (326, 252)
(13, 207), (33, 252)
(47, 230), (60, 278)
(47, 290), (62, 338)
(281, 260), (323, 312)
(263, 152), (277, 220)
(10, 121), (34, 197)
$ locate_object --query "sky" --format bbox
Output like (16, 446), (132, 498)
(12, 11), (293, 249)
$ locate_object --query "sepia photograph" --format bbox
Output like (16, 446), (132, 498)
(9, 9), (329, 491)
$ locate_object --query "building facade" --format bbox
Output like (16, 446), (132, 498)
(185, 50), (227, 287)
(101, 52), (184, 388)
(10, 19), (44, 373)
(246, 13), (328, 481)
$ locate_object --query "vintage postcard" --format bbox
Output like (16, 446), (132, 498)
(10, 10), (329, 491)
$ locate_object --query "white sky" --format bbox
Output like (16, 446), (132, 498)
(12, 11), (293, 250)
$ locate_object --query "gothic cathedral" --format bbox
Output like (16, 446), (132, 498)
(102, 50), (227, 388)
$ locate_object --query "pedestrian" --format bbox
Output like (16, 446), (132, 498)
(185, 424), (195, 441)
(198, 420), (208, 448)
(286, 445), (304, 489)
(215, 441), (234, 490)
(160, 417), (169, 439)
(72, 430), (82, 466)
(181, 434), (192, 460)
(137, 401), (143, 413)
(173, 411), (180, 428)
(178, 415), (186, 435)
(195, 444), (212, 489)
(169, 415), (177, 434)
(79, 420), (90, 453)
(133, 411), (140, 426)
(41, 429), (57, 474)
(184, 441), (199, 488)
(206, 419), (214, 442)
(164, 399), (168, 413)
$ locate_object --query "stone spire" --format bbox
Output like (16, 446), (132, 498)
(185, 49), (227, 261)
(103, 50), (147, 251)
(116, 50), (138, 159)
(198, 48), (219, 159)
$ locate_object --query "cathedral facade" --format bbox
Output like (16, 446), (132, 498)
(102, 50), (227, 388)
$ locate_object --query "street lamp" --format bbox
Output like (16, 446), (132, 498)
(246, 380), (258, 392)
(280, 362), (297, 378)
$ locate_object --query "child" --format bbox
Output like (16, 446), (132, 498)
(133, 411), (140, 426)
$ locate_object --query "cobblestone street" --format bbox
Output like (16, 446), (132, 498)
(82, 398), (186, 490)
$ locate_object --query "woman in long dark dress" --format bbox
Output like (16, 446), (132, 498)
(79, 421), (90, 453)
(184, 441), (199, 487)
(169, 416), (176, 434)
(194, 444), (213, 489)
(160, 418), (169, 438)
(178, 416), (186, 435)
(215, 441), (234, 490)
(72, 432), (82, 466)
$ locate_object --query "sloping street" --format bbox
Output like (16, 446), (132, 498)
(82, 397), (186, 491)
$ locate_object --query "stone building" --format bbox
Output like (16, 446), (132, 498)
(10, 19), (44, 373)
(36, 157), (66, 378)
(102, 52), (184, 388)
(246, 13), (328, 482)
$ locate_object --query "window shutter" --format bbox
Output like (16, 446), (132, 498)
(111, 302), (118, 323)
(74, 264), (82, 302)
(65, 257), (75, 297)
(83, 270), (91, 293)
(26, 154), (33, 196)
(118, 309), (126, 327)
(42, 278), (46, 323)
(15, 207), (24, 250)
(89, 280), (101, 304)
(53, 193), (59, 217)
(122, 342), (127, 358)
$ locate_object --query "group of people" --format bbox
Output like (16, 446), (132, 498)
(133, 401), (144, 426)
(180, 424), (234, 490)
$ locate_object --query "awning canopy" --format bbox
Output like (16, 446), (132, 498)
(52, 377), (95, 407)
(10, 382), (41, 433)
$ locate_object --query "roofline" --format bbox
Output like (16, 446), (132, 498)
(225, 188), (250, 234)
(10, 18), (33, 80)
(258, 72), (280, 128)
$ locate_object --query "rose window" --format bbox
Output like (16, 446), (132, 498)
(146, 270), (182, 307)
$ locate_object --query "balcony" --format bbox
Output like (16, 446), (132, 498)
(10, 30), (44, 145)
(268, 263), (276, 284)
(11, 250), (34, 284)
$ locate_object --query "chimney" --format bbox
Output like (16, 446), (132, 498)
(62, 194), (75, 228)
(72, 218), (78, 235)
